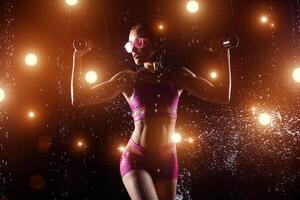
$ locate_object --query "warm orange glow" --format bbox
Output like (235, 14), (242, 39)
(85, 70), (98, 84)
(38, 135), (51, 153)
(171, 132), (182, 143)
(187, 137), (194, 143)
(158, 24), (164, 30)
(186, 1), (199, 13)
(0, 88), (5, 102)
(292, 67), (300, 83)
(259, 113), (271, 126)
(118, 146), (126, 152)
(77, 140), (83, 147)
(210, 71), (217, 79)
(251, 106), (256, 114)
(260, 15), (269, 24)
(30, 175), (46, 190)
(25, 53), (38, 66)
(28, 111), (35, 119)
(66, 0), (78, 6)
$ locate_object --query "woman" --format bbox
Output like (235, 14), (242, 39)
(71, 24), (231, 200)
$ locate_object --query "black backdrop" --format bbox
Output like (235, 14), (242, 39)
(0, 0), (299, 199)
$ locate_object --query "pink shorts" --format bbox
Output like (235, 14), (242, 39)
(119, 138), (178, 180)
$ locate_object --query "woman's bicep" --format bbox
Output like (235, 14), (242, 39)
(87, 70), (134, 105)
(176, 67), (221, 102)
(89, 79), (124, 104)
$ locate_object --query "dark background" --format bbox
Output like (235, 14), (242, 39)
(0, 0), (299, 199)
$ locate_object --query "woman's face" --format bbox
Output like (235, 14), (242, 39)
(128, 29), (155, 65)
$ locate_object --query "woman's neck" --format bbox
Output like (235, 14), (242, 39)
(143, 61), (157, 73)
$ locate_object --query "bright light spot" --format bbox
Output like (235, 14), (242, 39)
(251, 106), (256, 114)
(259, 113), (271, 126)
(118, 146), (126, 152)
(85, 71), (98, 84)
(78, 141), (83, 146)
(186, 1), (199, 13)
(210, 71), (217, 79)
(28, 111), (35, 119)
(292, 67), (300, 83)
(171, 133), (182, 143)
(25, 53), (38, 66)
(66, 0), (78, 6)
(187, 137), (194, 143)
(260, 15), (269, 24)
(77, 140), (85, 147)
(0, 88), (5, 102)
(158, 24), (164, 30)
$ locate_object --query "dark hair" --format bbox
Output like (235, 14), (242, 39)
(130, 23), (166, 66)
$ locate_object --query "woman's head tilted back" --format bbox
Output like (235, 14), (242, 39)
(125, 23), (160, 65)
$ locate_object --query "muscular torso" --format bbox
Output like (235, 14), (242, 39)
(122, 68), (183, 153)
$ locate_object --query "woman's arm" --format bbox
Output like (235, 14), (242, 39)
(70, 40), (135, 107)
(175, 49), (232, 104)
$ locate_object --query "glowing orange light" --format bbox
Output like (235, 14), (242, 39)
(171, 132), (182, 143)
(186, 1), (199, 13)
(118, 146), (126, 152)
(77, 140), (83, 147)
(260, 15), (269, 24)
(251, 106), (256, 114)
(66, 0), (78, 6)
(28, 111), (35, 119)
(30, 175), (46, 190)
(85, 70), (98, 84)
(187, 137), (194, 143)
(210, 71), (217, 79)
(38, 135), (51, 153)
(258, 113), (271, 126)
(0, 88), (5, 102)
(292, 67), (300, 83)
(25, 53), (38, 66)
(158, 24), (164, 30)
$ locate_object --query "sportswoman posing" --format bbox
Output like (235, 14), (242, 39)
(71, 24), (231, 200)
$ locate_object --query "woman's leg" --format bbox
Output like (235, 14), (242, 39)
(154, 178), (177, 200)
(122, 169), (159, 200)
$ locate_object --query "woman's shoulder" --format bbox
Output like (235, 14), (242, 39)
(166, 67), (195, 90)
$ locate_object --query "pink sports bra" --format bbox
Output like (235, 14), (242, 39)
(129, 70), (179, 121)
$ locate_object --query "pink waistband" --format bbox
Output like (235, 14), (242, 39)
(128, 138), (176, 155)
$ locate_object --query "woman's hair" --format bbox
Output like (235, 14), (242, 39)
(130, 23), (166, 66)
(130, 23), (158, 43)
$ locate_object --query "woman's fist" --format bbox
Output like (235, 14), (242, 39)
(73, 38), (93, 55)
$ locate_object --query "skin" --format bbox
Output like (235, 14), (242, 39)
(71, 29), (231, 200)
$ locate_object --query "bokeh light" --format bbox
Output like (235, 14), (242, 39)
(25, 53), (38, 66)
(260, 15), (269, 24)
(29, 174), (46, 190)
(77, 140), (83, 147)
(292, 67), (300, 83)
(65, 0), (78, 6)
(186, 0), (199, 13)
(187, 137), (194, 143)
(210, 71), (218, 79)
(28, 111), (35, 119)
(0, 88), (6, 102)
(258, 112), (271, 126)
(118, 146), (126, 152)
(171, 132), (182, 143)
(85, 70), (98, 84)
(37, 135), (51, 153)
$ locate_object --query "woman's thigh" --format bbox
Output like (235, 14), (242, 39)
(154, 178), (177, 200)
(122, 169), (159, 200)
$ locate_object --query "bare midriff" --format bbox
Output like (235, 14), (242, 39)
(125, 116), (177, 155)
